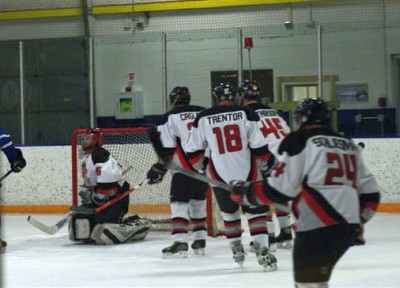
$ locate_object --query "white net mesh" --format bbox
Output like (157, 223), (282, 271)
(71, 127), (225, 235)
(72, 127), (172, 224)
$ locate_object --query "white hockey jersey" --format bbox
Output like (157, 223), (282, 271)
(247, 103), (291, 159)
(82, 147), (122, 192)
(186, 105), (270, 184)
(157, 105), (205, 170)
(247, 127), (380, 232)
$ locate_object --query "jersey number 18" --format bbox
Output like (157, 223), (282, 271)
(212, 124), (243, 154)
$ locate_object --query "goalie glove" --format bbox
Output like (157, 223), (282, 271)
(147, 162), (167, 185)
(79, 188), (95, 205)
(10, 148), (26, 173)
(79, 188), (117, 206)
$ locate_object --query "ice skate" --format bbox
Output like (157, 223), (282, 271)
(230, 240), (246, 267)
(276, 228), (293, 249)
(252, 242), (277, 272)
(191, 239), (206, 255)
(0, 239), (7, 254)
(162, 241), (189, 259)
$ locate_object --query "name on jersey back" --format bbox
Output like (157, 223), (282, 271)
(206, 112), (243, 124)
(312, 136), (357, 151)
(257, 110), (278, 117)
(179, 112), (198, 121)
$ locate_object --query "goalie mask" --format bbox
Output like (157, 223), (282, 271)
(295, 98), (330, 128)
(82, 128), (104, 155)
(169, 86), (191, 107)
(237, 80), (261, 104)
(212, 82), (236, 103)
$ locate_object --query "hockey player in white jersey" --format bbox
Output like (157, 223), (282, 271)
(69, 128), (151, 245)
(146, 87), (208, 258)
(230, 98), (380, 287)
(238, 80), (293, 251)
(185, 82), (277, 271)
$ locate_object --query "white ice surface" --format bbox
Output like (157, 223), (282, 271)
(1, 213), (400, 288)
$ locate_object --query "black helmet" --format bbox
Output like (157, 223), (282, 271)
(212, 82), (236, 103)
(169, 86), (190, 106)
(295, 98), (330, 126)
(237, 79), (261, 104)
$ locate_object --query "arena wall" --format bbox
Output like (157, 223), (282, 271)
(0, 138), (399, 213)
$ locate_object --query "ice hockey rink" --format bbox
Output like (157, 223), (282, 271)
(1, 213), (400, 288)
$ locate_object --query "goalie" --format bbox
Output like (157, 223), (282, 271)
(68, 128), (151, 245)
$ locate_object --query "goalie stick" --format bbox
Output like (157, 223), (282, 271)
(70, 179), (147, 214)
(27, 165), (135, 234)
(147, 125), (291, 214)
(27, 214), (70, 235)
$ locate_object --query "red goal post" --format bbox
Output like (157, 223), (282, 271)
(71, 127), (224, 235)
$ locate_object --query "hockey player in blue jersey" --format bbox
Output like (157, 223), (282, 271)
(0, 127), (27, 253)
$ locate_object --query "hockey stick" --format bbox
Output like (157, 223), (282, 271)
(27, 166), (135, 234)
(0, 170), (12, 183)
(147, 126), (291, 213)
(27, 214), (70, 235)
(27, 182), (144, 235)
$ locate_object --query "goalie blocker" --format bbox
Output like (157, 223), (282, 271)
(69, 182), (151, 245)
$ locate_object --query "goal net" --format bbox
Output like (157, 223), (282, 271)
(71, 127), (224, 235)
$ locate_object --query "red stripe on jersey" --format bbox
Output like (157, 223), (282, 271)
(302, 189), (337, 226)
(188, 152), (204, 166)
(253, 181), (273, 205)
(249, 160), (258, 182)
(292, 194), (301, 218)
(208, 160), (219, 181)
(176, 145), (192, 171)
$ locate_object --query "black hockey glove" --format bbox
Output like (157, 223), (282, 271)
(10, 148), (26, 173)
(229, 180), (253, 206)
(260, 157), (275, 178)
(147, 162), (167, 185)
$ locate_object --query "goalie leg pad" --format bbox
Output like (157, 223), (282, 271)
(91, 217), (152, 245)
(69, 218), (91, 241)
